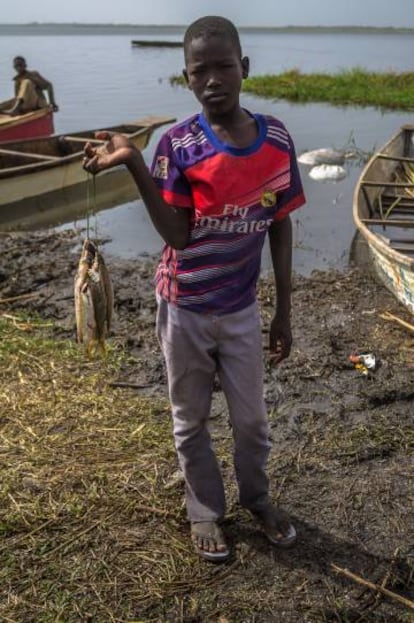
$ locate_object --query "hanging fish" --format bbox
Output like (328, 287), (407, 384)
(74, 239), (113, 357)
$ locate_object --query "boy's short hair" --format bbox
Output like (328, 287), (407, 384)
(184, 16), (242, 60)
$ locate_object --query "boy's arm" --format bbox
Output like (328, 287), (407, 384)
(267, 215), (293, 365)
(83, 132), (191, 250)
(30, 71), (59, 111)
(45, 82), (58, 111)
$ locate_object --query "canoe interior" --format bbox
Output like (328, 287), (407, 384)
(356, 125), (414, 253)
(357, 126), (414, 215)
(0, 123), (149, 159)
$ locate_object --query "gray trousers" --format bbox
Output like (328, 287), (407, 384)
(156, 297), (271, 522)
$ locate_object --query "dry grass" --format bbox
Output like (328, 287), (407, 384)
(0, 314), (240, 622)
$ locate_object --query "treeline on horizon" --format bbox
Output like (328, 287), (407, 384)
(1, 23), (414, 34)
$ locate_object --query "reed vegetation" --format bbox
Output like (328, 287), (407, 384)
(243, 68), (414, 110)
(171, 67), (414, 110)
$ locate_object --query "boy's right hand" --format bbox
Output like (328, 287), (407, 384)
(82, 131), (139, 174)
(268, 315), (292, 367)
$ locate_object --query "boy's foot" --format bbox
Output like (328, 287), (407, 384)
(191, 521), (230, 562)
(251, 503), (297, 547)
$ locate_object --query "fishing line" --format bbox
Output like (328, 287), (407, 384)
(86, 173), (98, 245)
(86, 172), (91, 240)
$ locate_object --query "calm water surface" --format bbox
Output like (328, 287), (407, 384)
(0, 27), (413, 274)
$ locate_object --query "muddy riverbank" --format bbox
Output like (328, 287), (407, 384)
(1, 229), (413, 622)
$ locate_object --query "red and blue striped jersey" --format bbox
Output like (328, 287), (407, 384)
(151, 111), (305, 314)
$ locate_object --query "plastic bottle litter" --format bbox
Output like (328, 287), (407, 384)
(349, 352), (377, 375)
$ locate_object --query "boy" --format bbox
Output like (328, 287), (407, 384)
(0, 56), (59, 116)
(83, 15), (305, 562)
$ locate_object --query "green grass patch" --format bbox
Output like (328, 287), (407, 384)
(170, 67), (414, 110)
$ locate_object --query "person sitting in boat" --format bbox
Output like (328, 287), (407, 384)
(0, 56), (59, 116)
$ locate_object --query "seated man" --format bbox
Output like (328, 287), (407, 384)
(0, 56), (59, 116)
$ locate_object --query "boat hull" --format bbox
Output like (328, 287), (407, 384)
(0, 115), (175, 207)
(369, 243), (414, 314)
(0, 107), (54, 142)
(353, 124), (414, 315)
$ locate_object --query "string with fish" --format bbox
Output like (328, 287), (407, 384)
(85, 173), (98, 241)
(74, 174), (114, 358)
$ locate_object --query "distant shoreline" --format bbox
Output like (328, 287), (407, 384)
(0, 23), (413, 35)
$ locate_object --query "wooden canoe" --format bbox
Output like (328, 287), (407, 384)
(0, 115), (175, 208)
(353, 124), (414, 315)
(0, 106), (54, 142)
(131, 40), (183, 48)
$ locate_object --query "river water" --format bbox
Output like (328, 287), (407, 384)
(0, 26), (413, 274)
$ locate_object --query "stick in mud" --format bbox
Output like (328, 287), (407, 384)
(331, 563), (414, 611)
(380, 311), (414, 334)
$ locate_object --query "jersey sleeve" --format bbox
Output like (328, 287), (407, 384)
(274, 133), (306, 221)
(150, 131), (193, 209)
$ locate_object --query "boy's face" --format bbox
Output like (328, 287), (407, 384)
(183, 35), (249, 118)
(13, 58), (27, 74)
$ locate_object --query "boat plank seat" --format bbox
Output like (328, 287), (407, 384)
(377, 202), (414, 213)
(361, 180), (414, 189)
(0, 147), (60, 161)
(390, 237), (414, 244)
(377, 211), (414, 219)
(379, 205), (414, 213)
(381, 195), (414, 206)
(377, 195), (414, 217)
(377, 153), (414, 164)
(361, 218), (414, 228)
(63, 136), (107, 144)
(390, 242), (414, 254)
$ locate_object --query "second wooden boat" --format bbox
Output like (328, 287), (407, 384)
(0, 106), (54, 142)
(353, 123), (414, 315)
(131, 40), (183, 48)
(0, 115), (176, 208)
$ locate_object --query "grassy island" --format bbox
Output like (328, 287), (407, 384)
(171, 68), (414, 111)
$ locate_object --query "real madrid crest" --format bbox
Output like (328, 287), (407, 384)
(261, 189), (277, 208)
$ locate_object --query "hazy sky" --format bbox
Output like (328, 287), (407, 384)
(2, 0), (414, 27)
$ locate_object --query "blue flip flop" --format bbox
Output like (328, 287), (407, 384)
(264, 521), (297, 547)
(252, 505), (297, 548)
(191, 521), (230, 562)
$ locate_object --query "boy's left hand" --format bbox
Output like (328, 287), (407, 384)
(268, 316), (292, 366)
(82, 131), (138, 174)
